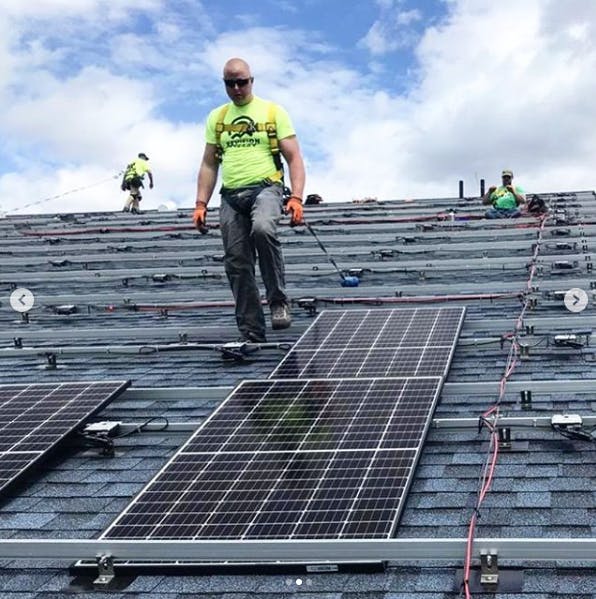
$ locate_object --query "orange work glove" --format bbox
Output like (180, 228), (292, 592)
(285, 196), (304, 226)
(193, 202), (208, 233)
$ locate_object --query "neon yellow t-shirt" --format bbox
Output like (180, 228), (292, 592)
(205, 96), (295, 189)
(124, 158), (151, 181)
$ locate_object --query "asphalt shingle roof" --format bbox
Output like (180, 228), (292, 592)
(0, 190), (595, 597)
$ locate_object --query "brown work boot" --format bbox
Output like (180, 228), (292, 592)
(270, 302), (291, 330)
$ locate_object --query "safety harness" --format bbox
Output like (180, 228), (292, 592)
(214, 102), (284, 183)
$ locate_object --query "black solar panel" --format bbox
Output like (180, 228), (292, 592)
(0, 381), (129, 496)
(102, 376), (442, 540)
(270, 307), (465, 379)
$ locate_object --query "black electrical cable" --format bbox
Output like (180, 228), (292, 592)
(113, 416), (170, 438)
(551, 424), (596, 444)
(75, 431), (115, 456)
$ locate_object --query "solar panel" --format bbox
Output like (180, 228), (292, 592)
(0, 381), (129, 496)
(101, 376), (442, 541)
(270, 307), (465, 379)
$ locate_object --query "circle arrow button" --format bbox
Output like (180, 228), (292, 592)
(564, 288), (588, 313)
(9, 287), (35, 313)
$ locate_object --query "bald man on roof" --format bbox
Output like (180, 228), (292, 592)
(193, 57), (306, 343)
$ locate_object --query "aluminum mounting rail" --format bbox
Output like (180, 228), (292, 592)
(0, 279), (592, 308)
(0, 342), (292, 360)
(0, 239), (555, 268)
(0, 226), (562, 253)
(113, 414), (596, 434)
(0, 315), (593, 345)
(8, 218), (595, 246)
(2, 253), (594, 283)
(0, 538), (595, 562)
(117, 378), (596, 403)
(2, 238), (592, 269)
(4, 220), (596, 249)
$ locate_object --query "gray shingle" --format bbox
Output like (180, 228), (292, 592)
(2, 194), (596, 598)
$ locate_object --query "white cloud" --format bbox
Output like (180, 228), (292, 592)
(2, 0), (596, 215)
(359, 1), (422, 56)
(397, 9), (421, 26)
(305, 0), (596, 201)
(1, 0), (163, 20)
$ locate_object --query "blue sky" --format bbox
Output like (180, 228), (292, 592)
(1, 0), (596, 215)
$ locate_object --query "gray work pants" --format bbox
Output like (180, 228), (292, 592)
(219, 183), (288, 341)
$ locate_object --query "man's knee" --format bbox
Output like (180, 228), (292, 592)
(252, 219), (277, 241)
(224, 250), (254, 274)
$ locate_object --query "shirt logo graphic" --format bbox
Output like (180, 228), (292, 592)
(225, 116), (262, 149)
(230, 116), (257, 138)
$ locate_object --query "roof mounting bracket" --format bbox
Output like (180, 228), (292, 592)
(295, 297), (318, 316)
(456, 549), (523, 594)
(21, 312), (30, 324)
(497, 428), (512, 450)
(520, 390), (532, 411)
(519, 344), (530, 357)
(480, 550), (499, 588)
(93, 553), (115, 586)
(219, 342), (256, 361)
(44, 353), (57, 370)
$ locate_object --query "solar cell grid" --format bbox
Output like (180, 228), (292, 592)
(0, 381), (129, 496)
(104, 448), (417, 540)
(271, 307), (465, 379)
(270, 345), (453, 379)
(102, 376), (441, 541)
(183, 377), (441, 453)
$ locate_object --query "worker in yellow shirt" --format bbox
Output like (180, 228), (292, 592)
(121, 152), (154, 213)
(193, 58), (305, 343)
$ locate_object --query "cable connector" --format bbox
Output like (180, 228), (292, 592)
(552, 334), (585, 349)
(550, 414), (582, 428)
(84, 421), (121, 436)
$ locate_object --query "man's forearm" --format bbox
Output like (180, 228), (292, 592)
(287, 155), (305, 199)
(196, 162), (218, 206)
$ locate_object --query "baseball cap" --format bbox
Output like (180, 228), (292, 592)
(138, 152), (149, 160)
(502, 169), (513, 177)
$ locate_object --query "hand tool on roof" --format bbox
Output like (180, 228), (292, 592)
(304, 222), (360, 287)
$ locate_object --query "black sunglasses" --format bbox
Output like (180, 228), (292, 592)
(224, 77), (253, 88)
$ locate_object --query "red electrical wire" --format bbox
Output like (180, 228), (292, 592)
(461, 214), (547, 599)
(18, 212), (551, 237)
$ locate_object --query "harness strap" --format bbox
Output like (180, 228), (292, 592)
(214, 102), (283, 180)
(214, 104), (230, 162)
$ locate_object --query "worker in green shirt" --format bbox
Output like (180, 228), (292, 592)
(121, 152), (154, 214)
(193, 58), (306, 343)
(482, 169), (526, 218)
